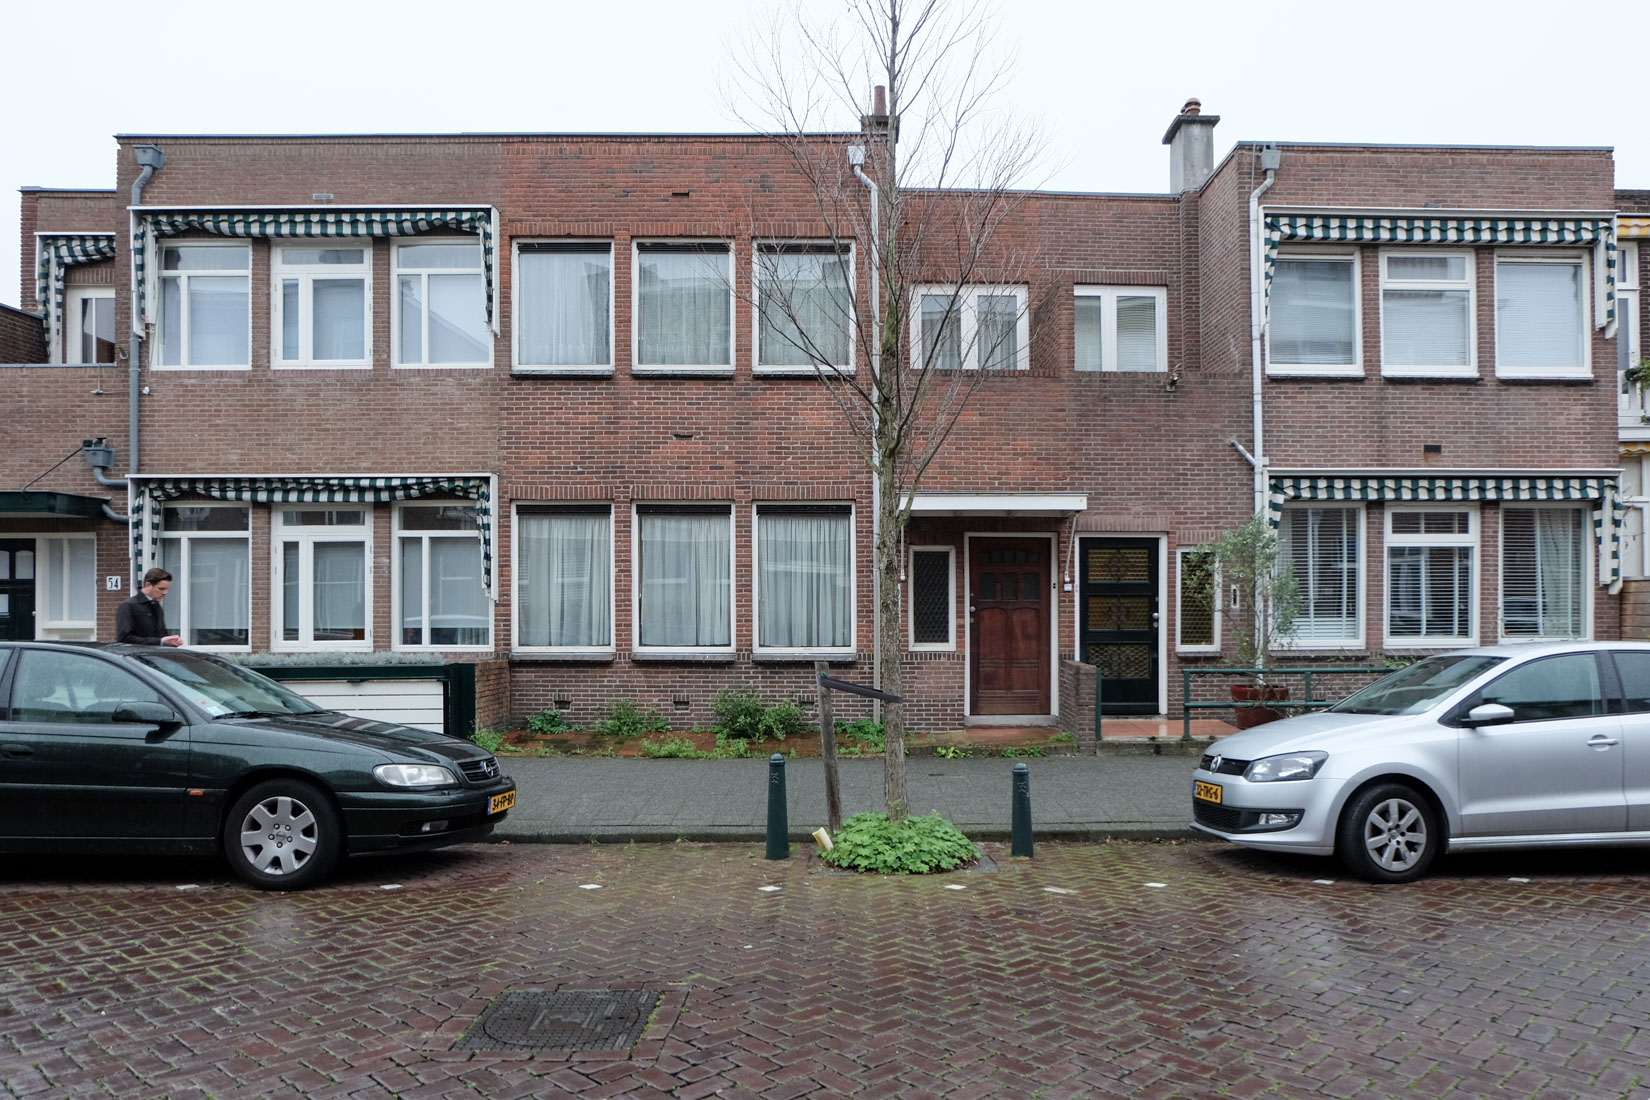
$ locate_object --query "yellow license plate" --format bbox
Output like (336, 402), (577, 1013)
(1194, 781), (1222, 804)
(489, 790), (516, 815)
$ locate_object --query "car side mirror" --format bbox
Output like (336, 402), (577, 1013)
(1461, 702), (1516, 728)
(113, 700), (183, 727)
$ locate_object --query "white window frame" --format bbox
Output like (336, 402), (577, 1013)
(631, 504), (736, 656)
(156, 241), (251, 371)
(1383, 505), (1478, 648)
(37, 536), (97, 639)
(1074, 285), (1168, 373)
(1379, 249), (1476, 378)
(753, 242), (855, 376)
(391, 237), (491, 370)
(751, 503), (856, 657)
(1494, 252), (1591, 380)
(908, 545), (957, 652)
(1499, 503), (1592, 642)
(510, 505), (616, 656)
(272, 507), (373, 652)
(632, 240), (735, 375)
(271, 243), (372, 369)
(910, 284), (1031, 371)
(1175, 546), (1220, 654)
(158, 504), (252, 652)
(392, 502), (491, 652)
(512, 240), (615, 375)
(1278, 504), (1365, 650)
(1265, 249), (1362, 377)
(1618, 242), (1643, 421)
(64, 286), (116, 365)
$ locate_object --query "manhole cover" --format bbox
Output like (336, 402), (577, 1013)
(457, 990), (659, 1052)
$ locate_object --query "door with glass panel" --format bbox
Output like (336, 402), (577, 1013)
(970, 537), (1051, 715)
(275, 509), (370, 648)
(398, 504), (489, 647)
(0, 541), (36, 641)
(1078, 538), (1159, 715)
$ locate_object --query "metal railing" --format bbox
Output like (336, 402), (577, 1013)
(1181, 666), (1392, 741)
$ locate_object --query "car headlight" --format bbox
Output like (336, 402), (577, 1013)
(1243, 751), (1327, 782)
(374, 763), (457, 788)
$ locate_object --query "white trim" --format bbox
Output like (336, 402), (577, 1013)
(33, 535), (97, 640)
(904, 493), (1087, 516)
(630, 503), (736, 656)
(390, 237), (492, 370)
(1382, 503), (1479, 649)
(391, 500), (492, 653)
(1379, 249), (1477, 378)
(631, 239), (735, 376)
(511, 239), (616, 375)
(750, 503), (856, 657)
(270, 505), (374, 652)
(509, 503), (616, 657)
(270, 241), (372, 370)
(962, 531), (1061, 720)
(910, 284), (1031, 371)
(1265, 249), (1362, 377)
(752, 241), (856, 376)
(907, 544), (957, 652)
(62, 286), (115, 366)
(1494, 251), (1591, 380)
(155, 503), (252, 653)
(154, 240), (252, 372)
(1174, 545), (1221, 655)
(1073, 285), (1169, 373)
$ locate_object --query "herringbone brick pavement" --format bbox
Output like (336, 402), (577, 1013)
(3, 841), (1650, 1098)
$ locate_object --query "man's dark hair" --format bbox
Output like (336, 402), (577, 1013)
(142, 567), (173, 587)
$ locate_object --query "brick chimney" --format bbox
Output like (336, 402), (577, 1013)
(1162, 97), (1220, 194)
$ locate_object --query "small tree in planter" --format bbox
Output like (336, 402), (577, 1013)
(1210, 513), (1302, 727)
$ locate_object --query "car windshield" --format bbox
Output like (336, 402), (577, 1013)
(1329, 655), (1507, 715)
(131, 651), (328, 719)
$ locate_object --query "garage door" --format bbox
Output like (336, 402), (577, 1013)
(285, 679), (446, 734)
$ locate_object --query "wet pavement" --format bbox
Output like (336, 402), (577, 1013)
(5, 838), (1650, 1098)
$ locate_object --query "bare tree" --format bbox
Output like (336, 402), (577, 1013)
(730, 0), (1045, 821)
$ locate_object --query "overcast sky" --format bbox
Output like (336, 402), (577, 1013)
(5, 0), (1646, 309)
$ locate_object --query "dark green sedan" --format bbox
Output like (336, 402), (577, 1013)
(0, 642), (516, 889)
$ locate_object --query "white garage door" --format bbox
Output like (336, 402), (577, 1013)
(286, 679), (446, 734)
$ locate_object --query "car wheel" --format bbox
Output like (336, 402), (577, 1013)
(223, 779), (342, 890)
(1337, 782), (1438, 884)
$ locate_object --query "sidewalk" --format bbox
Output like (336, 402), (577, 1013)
(493, 742), (1208, 843)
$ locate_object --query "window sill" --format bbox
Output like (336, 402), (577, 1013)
(1266, 366), (1363, 378)
(753, 366), (856, 378)
(510, 649), (617, 663)
(1380, 369), (1479, 381)
(752, 649), (860, 663)
(1494, 371), (1593, 383)
(512, 366), (616, 377)
(152, 364), (252, 372)
(1382, 639), (1477, 650)
(631, 366), (736, 378)
(393, 362), (493, 370)
(630, 649), (738, 662)
(274, 363), (372, 371)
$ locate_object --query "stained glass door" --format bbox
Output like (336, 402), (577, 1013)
(1080, 538), (1159, 714)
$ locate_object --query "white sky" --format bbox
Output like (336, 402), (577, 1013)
(5, 0), (1646, 309)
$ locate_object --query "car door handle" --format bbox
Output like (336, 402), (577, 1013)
(0, 743), (33, 758)
(1587, 735), (1620, 750)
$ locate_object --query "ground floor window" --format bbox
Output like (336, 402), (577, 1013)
(516, 507), (612, 650)
(1280, 506), (1360, 646)
(160, 505), (251, 648)
(396, 503), (489, 648)
(635, 505), (732, 650)
(909, 546), (955, 649)
(1501, 507), (1587, 639)
(1176, 547), (1218, 652)
(1385, 508), (1475, 645)
(276, 509), (369, 649)
(755, 505), (851, 651)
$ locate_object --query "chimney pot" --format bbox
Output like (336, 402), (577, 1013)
(1162, 98), (1221, 194)
(1183, 97), (1201, 116)
(873, 85), (887, 115)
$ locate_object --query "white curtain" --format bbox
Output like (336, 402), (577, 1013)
(190, 539), (250, 645)
(758, 250), (849, 367)
(426, 273), (488, 363)
(1271, 260), (1354, 365)
(519, 513), (610, 647)
(977, 294), (1018, 370)
(313, 543), (366, 641)
(638, 248), (729, 366)
(313, 278), (365, 360)
(1498, 263), (1584, 369)
(1536, 510), (1583, 636)
(921, 294), (960, 369)
(638, 512), (729, 646)
(758, 512), (850, 647)
(519, 250), (611, 366)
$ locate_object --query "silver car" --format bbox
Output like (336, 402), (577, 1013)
(1191, 642), (1650, 883)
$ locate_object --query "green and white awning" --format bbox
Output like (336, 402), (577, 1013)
(130, 475), (496, 598)
(131, 206), (500, 331)
(35, 233), (117, 363)
(1262, 212), (1618, 337)
(1268, 472), (1624, 584)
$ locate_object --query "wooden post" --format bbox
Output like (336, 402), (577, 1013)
(815, 661), (842, 833)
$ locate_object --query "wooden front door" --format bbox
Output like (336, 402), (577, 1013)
(0, 540), (36, 641)
(969, 538), (1051, 715)
(1079, 537), (1160, 715)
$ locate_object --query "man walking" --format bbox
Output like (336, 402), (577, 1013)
(116, 568), (183, 646)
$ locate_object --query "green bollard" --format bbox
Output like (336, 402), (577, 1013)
(765, 753), (790, 859)
(1010, 762), (1033, 857)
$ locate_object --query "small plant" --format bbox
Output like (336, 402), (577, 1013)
(527, 708), (569, 736)
(934, 745), (973, 759)
(639, 737), (710, 759)
(1048, 731), (1076, 744)
(1001, 746), (1046, 758)
(713, 688), (810, 742)
(711, 733), (752, 758)
(1210, 512), (1302, 679)
(822, 812), (979, 874)
(595, 700), (669, 740)
(470, 729), (505, 754)
(835, 717), (885, 751)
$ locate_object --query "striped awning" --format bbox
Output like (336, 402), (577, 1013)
(1263, 213), (1618, 338)
(35, 233), (117, 363)
(130, 475), (496, 598)
(132, 206), (500, 332)
(1620, 217), (1650, 240)
(1268, 472), (1624, 584)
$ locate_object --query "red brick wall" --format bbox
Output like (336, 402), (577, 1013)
(0, 305), (45, 362)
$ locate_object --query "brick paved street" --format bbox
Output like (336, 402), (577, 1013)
(4, 840), (1650, 1099)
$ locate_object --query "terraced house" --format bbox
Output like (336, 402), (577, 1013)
(0, 101), (1638, 738)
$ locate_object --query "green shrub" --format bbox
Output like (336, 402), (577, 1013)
(470, 729), (505, 753)
(935, 745), (973, 759)
(1001, 746), (1046, 758)
(835, 717), (885, 751)
(713, 688), (810, 742)
(595, 700), (669, 739)
(823, 813), (979, 874)
(639, 737), (709, 759)
(527, 708), (569, 736)
(1048, 730), (1076, 744)
(711, 733), (752, 758)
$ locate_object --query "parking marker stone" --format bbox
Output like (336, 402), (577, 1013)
(1044, 887), (1075, 894)
(1145, 882), (1167, 888)
(1313, 879), (1335, 885)
(1509, 877), (1531, 883)
(945, 884), (967, 890)
(579, 884), (602, 890)
(758, 885), (781, 892)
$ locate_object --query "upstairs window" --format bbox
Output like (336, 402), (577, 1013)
(635, 242), (732, 372)
(66, 288), (116, 365)
(1380, 252), (1474, 377)
(515, 242), (613, 372)
(159, 244), (250, 369)
(1496, 256), (1588, 378)
(273, 245), (370, 368)
(913, 285), (1028, 371)
(395, 240), (489, 367)
(1268, 253), (1358, 374)
(1074, 286), (1167, 373)
(756, 243), (853, 373)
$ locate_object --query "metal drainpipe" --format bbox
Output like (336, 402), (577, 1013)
(851, 145), (883, 712)
(1248, 147), (1279, 517)
(128, 145), (164, 478)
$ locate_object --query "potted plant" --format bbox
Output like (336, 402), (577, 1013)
(1210, 512), (1302, 728)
